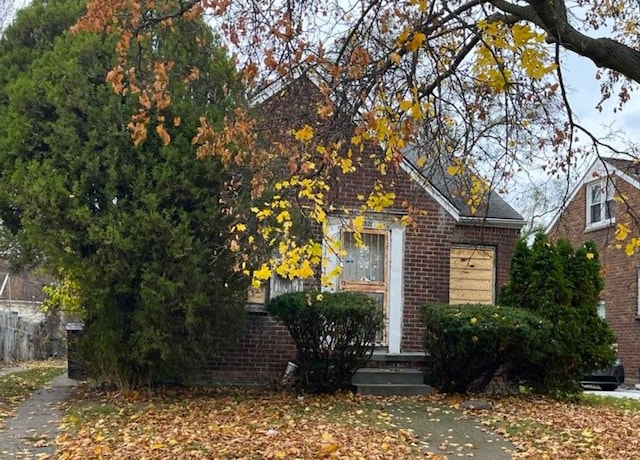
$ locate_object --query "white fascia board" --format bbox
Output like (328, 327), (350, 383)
(399, 160), (460, 221)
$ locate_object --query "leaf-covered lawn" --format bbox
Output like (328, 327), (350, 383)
(475, 394), (640, 459)
(56, 388), (422, 459)
(56, 387), (640, 459)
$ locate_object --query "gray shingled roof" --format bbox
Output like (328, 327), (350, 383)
(402, 145), (524, 222)
(603, 157), (640, 181)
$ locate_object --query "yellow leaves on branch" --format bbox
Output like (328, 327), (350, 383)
(446, 158), (488, 215)
(474, 20), (556, 92)
(614, 221), (640, 256)
(407, 32), (426, 52)
(362, 182), (396, 212)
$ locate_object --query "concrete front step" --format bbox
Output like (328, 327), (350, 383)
(356, 383), (431, 396)
(352, 368), (425, 385)
(352, 368), (431, 395)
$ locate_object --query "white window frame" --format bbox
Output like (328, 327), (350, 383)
(585, 179), (615, 230)
(637, 269), (640, 317)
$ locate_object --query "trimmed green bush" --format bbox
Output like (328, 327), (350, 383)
(267, 291), (384, 393)
(423, 303), (553, 393)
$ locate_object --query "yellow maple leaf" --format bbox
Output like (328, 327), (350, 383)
(352, 215), (364, 232)
(407, 31), (426, 52)
(399, 100), (412, 111)
(511, 23), (536, 47)
(293, 124), (314, 142)
(615, 222), (630, 241)
(253, 264), (272, 281)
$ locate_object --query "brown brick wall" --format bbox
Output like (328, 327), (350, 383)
(549, 174), (640, 382)
(198, 311), (296, 384)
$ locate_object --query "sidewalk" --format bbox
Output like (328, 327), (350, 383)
(0, 370), (77, 459)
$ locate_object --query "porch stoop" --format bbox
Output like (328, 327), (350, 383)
(352, 368), (431, 396)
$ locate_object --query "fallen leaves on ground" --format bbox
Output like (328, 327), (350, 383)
(56, 388), (424, 459)
(55, 386), (640, 459)
(449, 393), (640, 459)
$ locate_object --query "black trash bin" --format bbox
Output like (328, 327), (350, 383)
(65, 323), (86, 380)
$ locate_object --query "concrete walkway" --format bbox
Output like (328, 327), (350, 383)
(383, 399), (513, 459)
(0, 370), (76, 459)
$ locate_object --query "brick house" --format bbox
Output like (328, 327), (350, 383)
(547, 156), (640, 382)
(202, 76), (525, 384)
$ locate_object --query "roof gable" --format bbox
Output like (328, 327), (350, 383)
(546, 156), (640, 232)
(255, 74), (525, 229)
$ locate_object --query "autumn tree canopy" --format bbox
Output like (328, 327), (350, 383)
(75, 0), (640, 282)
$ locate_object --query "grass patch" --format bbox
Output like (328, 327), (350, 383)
(0, 361), (65, 425)
(580, 393), (640, 411)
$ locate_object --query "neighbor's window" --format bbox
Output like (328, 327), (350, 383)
(597, 300), (606, 319)
(586, 180), (615, 227)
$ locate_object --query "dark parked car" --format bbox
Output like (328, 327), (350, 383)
(581, 358), (625, 391)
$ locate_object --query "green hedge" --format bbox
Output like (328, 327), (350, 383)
(423, 303), (553, 393)
(267, 291), (384, 393)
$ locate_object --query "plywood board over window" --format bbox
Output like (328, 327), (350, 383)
(449, 246), (495, 305)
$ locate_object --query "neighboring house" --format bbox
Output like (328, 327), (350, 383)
(547, 156), (640, 382)
(201, 76), (525, 384)
(0, 258), (47, 311)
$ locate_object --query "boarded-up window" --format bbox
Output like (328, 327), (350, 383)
(449, 246), (495, 304)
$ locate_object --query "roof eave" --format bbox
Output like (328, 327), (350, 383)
(459, 216), (526, 229)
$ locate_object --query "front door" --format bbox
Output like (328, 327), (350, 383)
(339, 229), (389, 344)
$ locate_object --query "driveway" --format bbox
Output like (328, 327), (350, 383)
(583, 387), (640, 399)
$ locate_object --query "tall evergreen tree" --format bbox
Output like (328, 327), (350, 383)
(0, 0), (248, 387)
(500, 234), (615, 392)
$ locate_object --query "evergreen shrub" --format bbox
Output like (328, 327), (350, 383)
(267, 291), (384, 393)
(423, 303), (552, 393)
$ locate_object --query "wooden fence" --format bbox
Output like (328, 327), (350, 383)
(0, 303), (63, 362)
